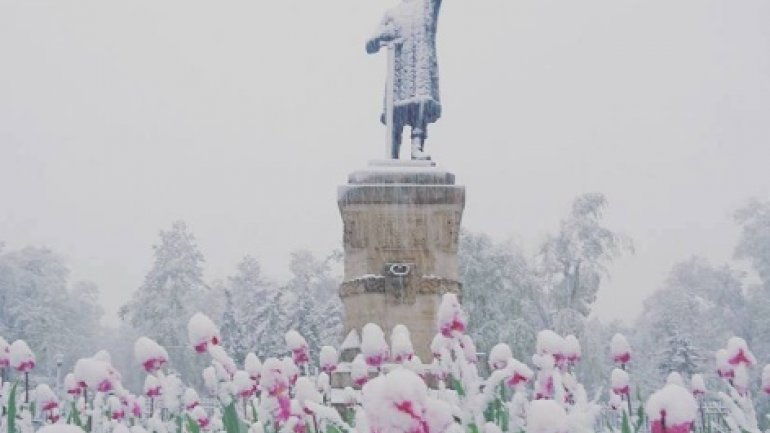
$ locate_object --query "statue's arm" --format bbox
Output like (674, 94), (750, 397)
(366, 13), (397, 54)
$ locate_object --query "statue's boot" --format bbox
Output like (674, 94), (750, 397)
(411, 139), (431, 161)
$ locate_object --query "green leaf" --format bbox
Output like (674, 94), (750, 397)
(250, 401), (258, 424)
(7, 381), (18, 433)
(70, 401), (83, 428)
(468, 423), (480, 433)
(222, 401), (248, 433)
(450, 377), (466, 397)
(326, 425), (342, 433)
(187, 415), (202, 433)
(621, 410), (632, 433)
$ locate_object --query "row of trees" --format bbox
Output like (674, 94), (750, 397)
(3, 195), (770, 398)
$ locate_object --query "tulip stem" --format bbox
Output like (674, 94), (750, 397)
(25, 372), (29, 403)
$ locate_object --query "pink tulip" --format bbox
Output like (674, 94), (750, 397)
(646, 384), (697, 433)
(10, 340), (35, 373)
(187, 313), (221, 354)
(437, 294), (467, 338)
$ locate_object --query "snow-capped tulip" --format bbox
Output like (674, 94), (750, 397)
(361, 369), (452, 433)
(144, 375), (162, 398)
(127, 395), (143, 418)
(534, 370), (555, 400)
(564, 335), (581, 364)
(536, 330), (566, 367)
(183, 388), (200, 411)
(361, 323), (389, 368)
(10, 340), (35, 372)
(64, 373), (83, 397)
(108, 395), (125, 420)
(645, 384), (697, 433)
(233, 371), (256, 398)
(259, 358), (289, 396)
(716, 349), (734, 379)
(611, 368), (630, 396)
(282, 357), (299, 385)
(437, 293), (467, 338)
(134, 337), (169, 373)
(317, 372), (331, 397)
(244, 353), (262, 381)
(191, 406), (210, 429)
(489, 343), (513, 370)
(611, 334), (631, 365)
(0, 336), (9, 368)
(391, 325), (414, 363)
(430, 334), (451, 360)
(691, 374), (706, 397)
(527, 399), (568, 433)
(319, 346), (338, 374)
(202, 366), (218, 395)
(208, 345), (237, 377)
(187, 313), (221, 354)
(285, 330), (310, 366)
(295, 377), (322, 412)
(505, 359), (534, 390)
(351, 354), (369, 388)
(726, 337), (756, 367)
(74, 358), (120, 392)
(35, 384), (59, 411)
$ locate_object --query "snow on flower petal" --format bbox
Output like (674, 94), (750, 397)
(726, 337), (756, 367)
(690, 374), (706, 397)
(610, 333), (632, 365)
(489, 343), (513, 370)
(391, 325), (415, 363)
(285, 330), (310, 366)
(527, 399), (568, 433)
(437, 293), (467, 338)
(611, 368), (630, 395)
(10, 339), (35, 372)
(187, 313), (221, 354)
(319, 346), (339, 374)
(361, 323), (389, 368)
(645, 384), (697, 433)
(134, 337), (169, 373)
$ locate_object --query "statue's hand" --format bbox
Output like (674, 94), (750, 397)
(366, 38), (381, 54)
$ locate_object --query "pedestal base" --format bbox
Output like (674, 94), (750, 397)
(337, 160), (465, 360)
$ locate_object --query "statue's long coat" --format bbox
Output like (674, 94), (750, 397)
(373, 0), (442, 129)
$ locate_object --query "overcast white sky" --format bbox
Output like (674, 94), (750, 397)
(1, 0), (769, 326)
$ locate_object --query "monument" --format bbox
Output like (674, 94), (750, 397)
(338, 0), (465, 360)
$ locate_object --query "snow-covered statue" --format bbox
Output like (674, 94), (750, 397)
(366, 0), (442, 161)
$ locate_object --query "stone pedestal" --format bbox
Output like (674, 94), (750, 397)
(337, 160), (465, 360)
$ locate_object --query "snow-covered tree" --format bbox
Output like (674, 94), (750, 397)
(120, 220), (209, 379)
(0, 246), (103, 375)
(735, 200), (770, 288)
(282, 250), (343, 361)
(634, 257), (745, 392)
(219, 255), (288, 361)
(535, 193), (631, 335)
(657, 330), (703, 377)
(458, 231), (538, 359)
